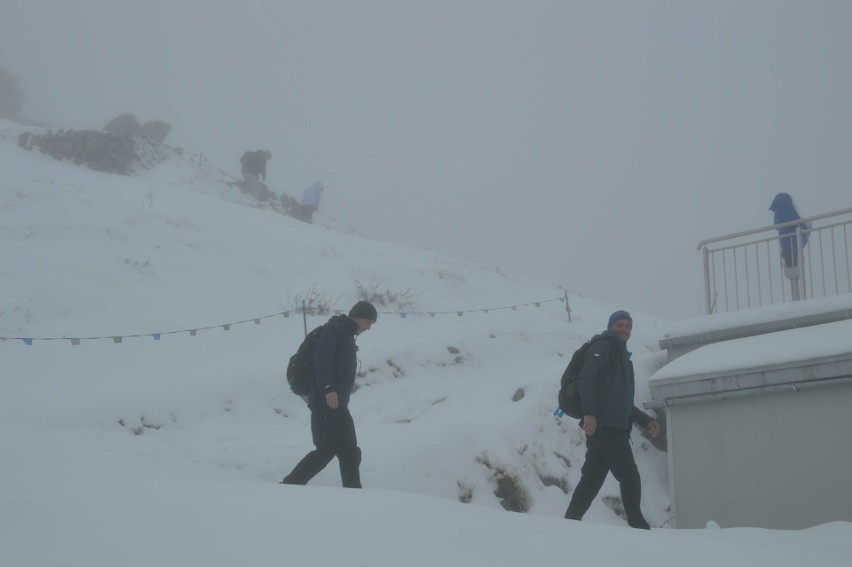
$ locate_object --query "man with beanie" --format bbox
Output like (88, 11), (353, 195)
(281, 301), (378, 488)
(564, 310), (661, 529)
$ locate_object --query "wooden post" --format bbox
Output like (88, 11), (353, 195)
(563, 290), (572, 322)
(301, 300), (308, 336)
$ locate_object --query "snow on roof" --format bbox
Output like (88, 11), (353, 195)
(660, 294), (852, 342)
(652, 318), (852, 384)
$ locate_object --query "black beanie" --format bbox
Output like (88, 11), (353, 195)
(349, 301), (378, 322)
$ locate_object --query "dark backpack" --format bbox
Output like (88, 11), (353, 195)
(557, 336), (618, 419)
(286, 325), (324, 396)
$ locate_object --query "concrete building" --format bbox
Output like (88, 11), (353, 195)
(648, 295), (852, 529)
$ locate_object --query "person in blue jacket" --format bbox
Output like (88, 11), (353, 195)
(769, 193), (810, 267)
(281, 301), (377, 488)
(564, 310), (660, 529)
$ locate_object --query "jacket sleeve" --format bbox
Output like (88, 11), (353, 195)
(632, 407), (654, 429)
(313, 323), (340, 394)
(575, 339), (613, 417)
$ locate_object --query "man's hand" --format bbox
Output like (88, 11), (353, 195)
(325, 391), (339, 409)
(647, 419), (661, 438)
(582, 415), (597, 436)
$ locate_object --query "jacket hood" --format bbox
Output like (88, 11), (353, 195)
(770, 193), (801, 224)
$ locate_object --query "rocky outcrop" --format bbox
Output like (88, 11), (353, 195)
(18, 114), (174, 175)
(103, 113), (142, 138)
(141, 120), (171, 143)
(19, 129), (137, 174)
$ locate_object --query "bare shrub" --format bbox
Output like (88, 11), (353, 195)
(290, 284), (340, 315)
(457, 481), (475, 504)
(354, 279), (422, 311)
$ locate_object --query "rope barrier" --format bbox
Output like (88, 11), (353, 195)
(0, 295), (570, 345)
(3, 155), (574, 345)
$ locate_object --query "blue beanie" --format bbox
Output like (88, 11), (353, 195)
(608, 310), (632, 330)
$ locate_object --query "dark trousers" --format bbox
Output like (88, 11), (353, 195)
(565, 426), (650, 529)
(282, 405), (362, 488)
(299, 204), (316, 223)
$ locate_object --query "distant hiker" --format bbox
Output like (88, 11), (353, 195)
(297, 180), (323, 223)
(240, 150), (272, 199)
(769, 192), (811, 269)
(770, 193), (811, 300)
(564, 310), (660, 530)
(281, 301), (378, 488)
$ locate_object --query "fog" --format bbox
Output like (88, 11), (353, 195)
(2, 0), (850, 319)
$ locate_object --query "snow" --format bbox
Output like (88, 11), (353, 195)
(660, 293), (852, 340)
(654, 292), (852, 382)
(2, 118), (850, 566)
(653, 319), (852, 382)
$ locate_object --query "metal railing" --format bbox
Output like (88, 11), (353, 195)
(698, 207), (852, 314)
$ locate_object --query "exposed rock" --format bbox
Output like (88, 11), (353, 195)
(141, 120), (171, 143)
(17, 131), (32, 149)
(21, 129), (140, 174)
(474, 454), (532, 513)
(103, 113), (141, 138)
(134, 135), (173, 170)
(18, 116), (175, 175)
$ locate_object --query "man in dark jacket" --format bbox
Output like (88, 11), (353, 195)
(281, 301), (378, 488)
(239, 150), (271, 199)
(564, 310), (660, 529)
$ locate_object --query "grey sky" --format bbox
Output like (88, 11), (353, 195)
(3, 0), (850, 319)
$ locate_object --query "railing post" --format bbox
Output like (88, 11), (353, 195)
(702, 245), (712, 314)
(796, 225), (806, 300)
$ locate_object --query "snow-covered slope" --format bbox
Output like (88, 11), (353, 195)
(4, 118), (848, 566)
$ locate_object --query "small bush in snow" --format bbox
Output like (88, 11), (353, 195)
(354, 279), (421, 311)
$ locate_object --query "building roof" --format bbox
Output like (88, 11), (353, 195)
(659, 294), (852, 354)
(648, 318), (852, 409)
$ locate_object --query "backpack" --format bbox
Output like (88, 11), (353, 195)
(286, 325), (324, 396)
(557, 336), (618, 419)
